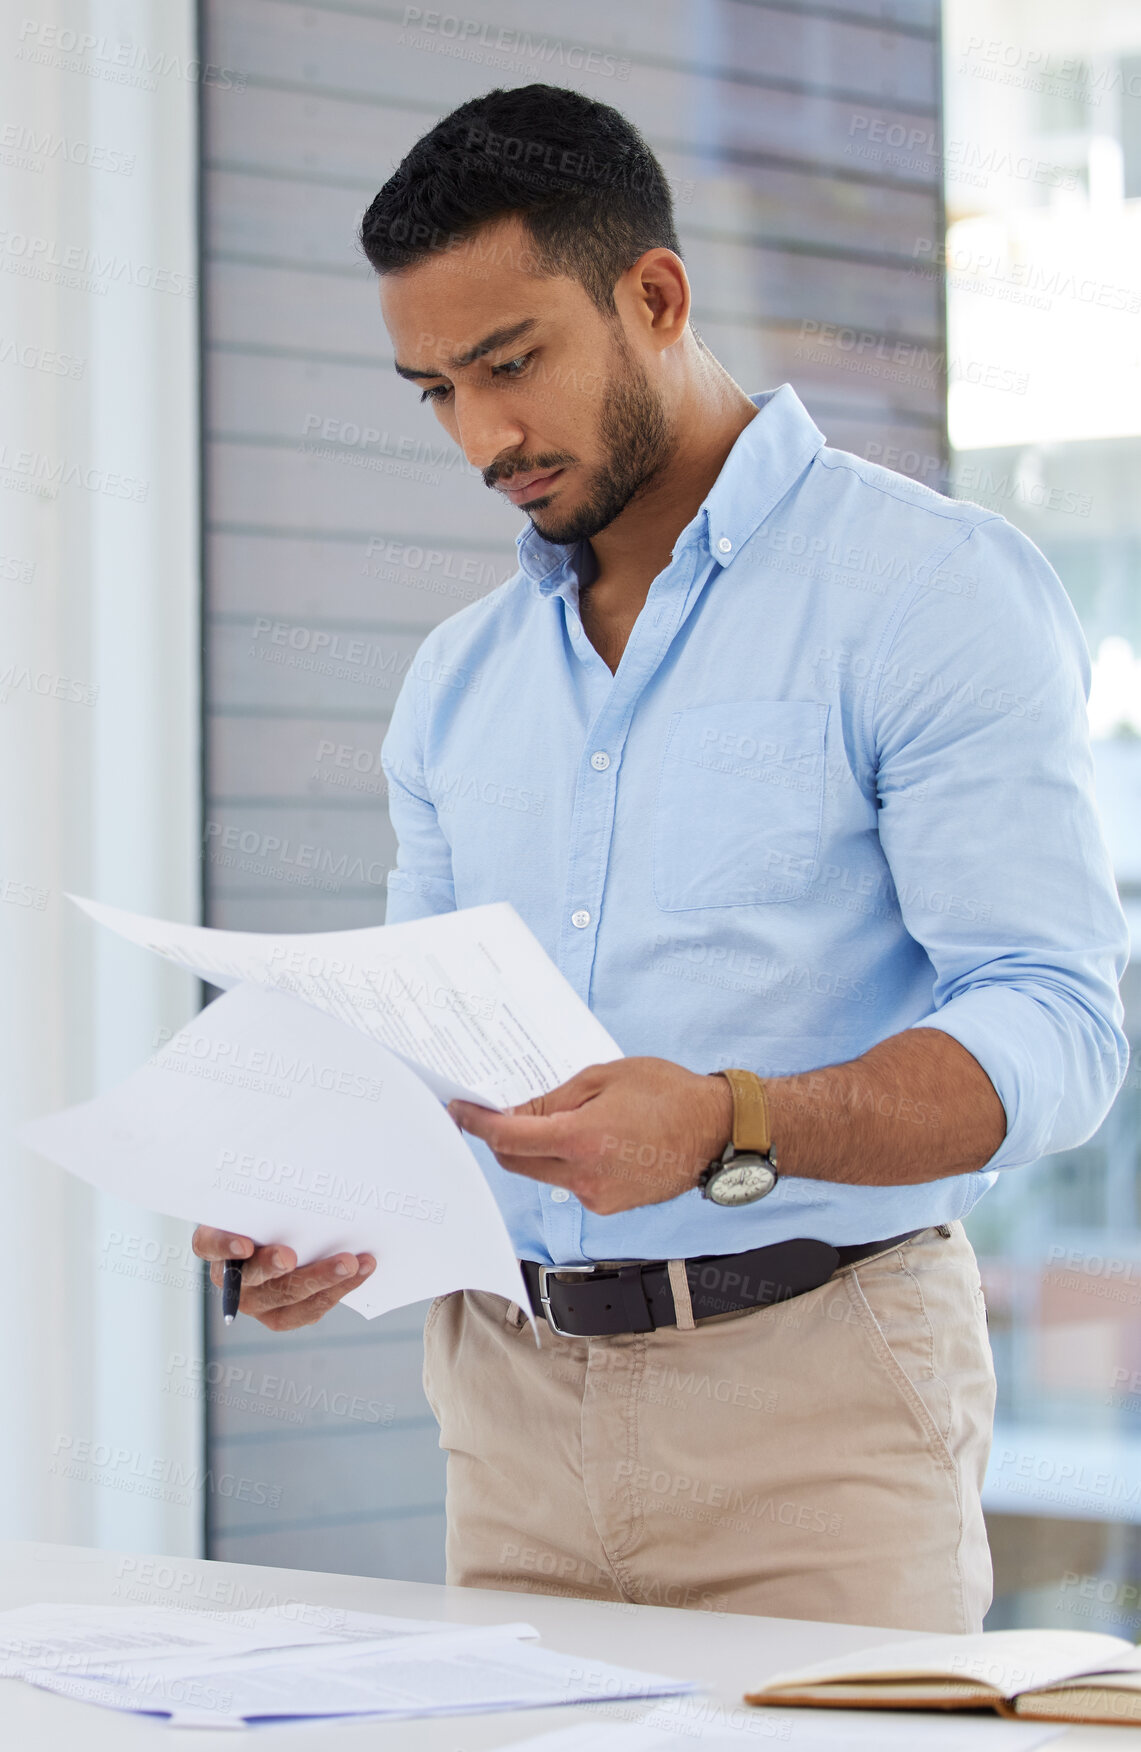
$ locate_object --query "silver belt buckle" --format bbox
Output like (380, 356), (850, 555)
(536, 1263), (597, 1336)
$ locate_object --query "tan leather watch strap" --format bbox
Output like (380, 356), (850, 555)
(715, 1068), (772, 1156)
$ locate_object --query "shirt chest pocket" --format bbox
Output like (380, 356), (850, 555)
(652, 700), (829, 910)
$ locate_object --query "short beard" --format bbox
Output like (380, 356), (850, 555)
(526, 338), (675, 546)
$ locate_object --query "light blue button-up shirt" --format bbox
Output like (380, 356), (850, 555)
(381, 384), (1130, 1266)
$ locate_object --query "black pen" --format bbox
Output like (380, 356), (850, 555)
(222, 1258), (244, 1326)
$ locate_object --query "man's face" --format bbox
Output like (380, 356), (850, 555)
(379, 216), (676, 545)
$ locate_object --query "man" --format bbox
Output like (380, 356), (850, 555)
(195, 84), (1130, 1632)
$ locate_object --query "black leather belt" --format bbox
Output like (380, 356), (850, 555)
(521, 1232), (923, 1337)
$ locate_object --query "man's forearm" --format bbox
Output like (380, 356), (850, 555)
(761, 1027), (1007, 1187)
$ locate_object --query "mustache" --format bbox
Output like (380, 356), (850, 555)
(482, 455), (575, 489)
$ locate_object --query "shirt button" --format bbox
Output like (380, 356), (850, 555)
(549, 1187), (570, 1204)
(590, 751), (611, 771)
(717, 536), (733, 554)
(571, 909), (591, 929)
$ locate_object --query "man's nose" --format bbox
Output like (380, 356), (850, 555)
(451, 388), (526, 473)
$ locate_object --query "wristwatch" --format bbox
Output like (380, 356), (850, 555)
(698, 1068), (779, 1206)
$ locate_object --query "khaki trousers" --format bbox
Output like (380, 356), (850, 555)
(421, 1222), (996, 1632)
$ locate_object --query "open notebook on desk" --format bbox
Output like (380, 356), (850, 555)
(745, 1627), (1141, 1725)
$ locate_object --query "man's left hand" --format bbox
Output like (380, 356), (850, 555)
(447, 1058), (734, 1215)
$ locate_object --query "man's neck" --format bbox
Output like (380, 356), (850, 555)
(592, 377), (757, 582)
(577, 370), (760, 672)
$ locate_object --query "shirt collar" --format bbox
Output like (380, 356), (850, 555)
(702, 384), (826, 564)
(516, 383), (826, 594)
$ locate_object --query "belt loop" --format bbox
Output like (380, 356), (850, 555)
(668, 1259), (696, 1331)
(505, 1300), (523, 1328)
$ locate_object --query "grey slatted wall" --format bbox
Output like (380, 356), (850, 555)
(200, 0), (946, 1578)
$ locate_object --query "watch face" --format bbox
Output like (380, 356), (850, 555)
(707, 1155), (778, 1206)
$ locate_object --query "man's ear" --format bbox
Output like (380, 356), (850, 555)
(618, 248), (690, 350)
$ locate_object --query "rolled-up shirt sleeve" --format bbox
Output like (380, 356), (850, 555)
(380, 662), (456, 926)
(872, 512), (1130, 1171)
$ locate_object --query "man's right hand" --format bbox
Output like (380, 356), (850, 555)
(192, 1227), (376, 1331)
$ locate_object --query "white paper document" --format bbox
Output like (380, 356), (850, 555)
(19, 1615), (697, 1728)
(0, 1599), (493, 1679)
(20, 896), (625, 1320)
(19, 981), (531, 1319)
(70, 894), (622, 1109)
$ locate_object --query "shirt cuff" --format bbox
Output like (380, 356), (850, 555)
(904, 985), (1067, 1171)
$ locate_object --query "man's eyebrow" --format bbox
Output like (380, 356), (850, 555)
(394, 318), (539, 381)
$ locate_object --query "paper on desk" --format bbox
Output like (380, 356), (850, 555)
(18, 981), (531, 1320)
(0, 1602), (314, 1679)
(25, 1623), (699, 1727)
(0, 1599), (495, 1680)
(70, 895), (623, 1110)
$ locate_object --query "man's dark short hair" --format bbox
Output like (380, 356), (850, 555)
(359, 83), (681, 312)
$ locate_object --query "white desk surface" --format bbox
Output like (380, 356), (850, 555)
(1, 1539), (1137, 1749)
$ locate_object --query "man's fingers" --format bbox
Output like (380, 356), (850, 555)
(495, 1154), (570, 1188)
(449, 1103), (578, 1158)
(238, 1252), (368, 1317)
(208, 1242), (299, 1291)
(193, 1225), (254, 1262)
(253, 1258), (377, 1332)
(212, 1242), (297, 1288)
(494, 1065), (609, 1121)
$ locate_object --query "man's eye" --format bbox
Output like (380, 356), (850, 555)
(419, 383), (452, 404)
(493, 354), (532, 378)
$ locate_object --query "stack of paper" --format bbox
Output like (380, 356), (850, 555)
(19, 899), (624, 1322)
(0, 1598), (469, 1678)
(2, 1602), (697, 1728)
